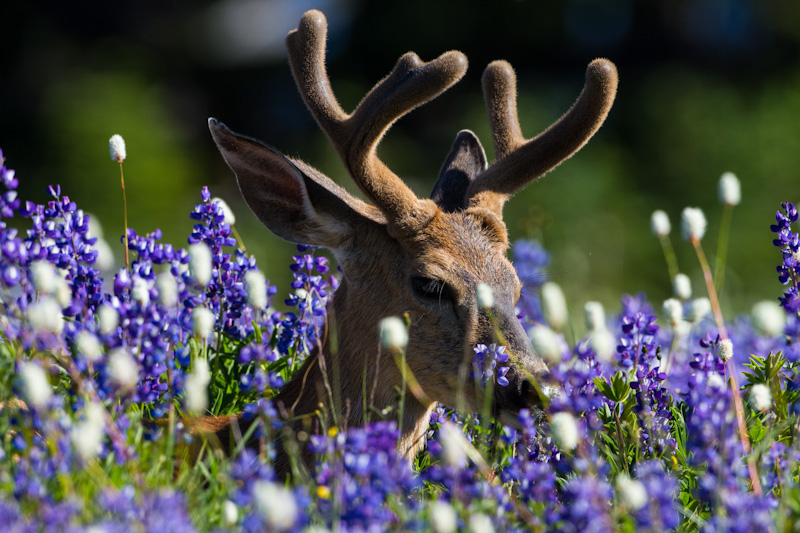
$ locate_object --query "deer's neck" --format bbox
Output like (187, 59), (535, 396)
(272, 280), (435, 460)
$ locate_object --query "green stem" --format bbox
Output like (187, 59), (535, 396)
(119, 162), (130, 271)
(659, 235), (679, 282)
(714, 204), (733, 294)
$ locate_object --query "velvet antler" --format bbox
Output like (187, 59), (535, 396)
(466, 59), (618, 215)
(286, 10), (468, 229)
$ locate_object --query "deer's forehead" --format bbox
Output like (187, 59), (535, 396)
(410, 213), (516, 282)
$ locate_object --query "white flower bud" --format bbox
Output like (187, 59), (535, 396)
(541, 281), (568, 330)
(379, 316), (408, 350)
(616, 474), (648, 511)
(439, 421), (468, 467)
(188, 242), (212, 286)
(707, 373), (725, 391)
(588, 328), (616, 363)
(529, 325), (561, 364)
(244, 270), (268, 310)
(584, 301), (606, 332)
(749, 384), (771, 411)
(155, 272), (178, 308)
(688, 297), (711, 324)
(253, 481), (298, 531)
(468, 513), (495, 533)
(19, 361), (52, 409)
(294, 288), (308, 301)
(550, 411), (579, 451)
(76, 331), (103, 362)
(131, 276), (150, 307)
(30, 260), (59, 294)
(71, 402), (105, 461)
(97, 303), (119, 336)
(223, 500), (239, 526)
(662, 298), (683, 329)
(27, 297), (64, 334)
(681, 207), (707, 241)
(650, 210), (671, 237)
(107, 348), (138, 391)
(28, 295), (64, 335)
(192, 307), (216, 340)
(476, 283), (494, 310)
(211, 197), (236, 225)
(752, 300), (786, 337)
(429, 501), (457, 533)
(672, 273), (692, 300)
(93, 238), (115, 272)
(717, 338), (734, 362)
(109, 134), (126, 162)
(184, 358), (211, 414)
(718, 171), (741, 206)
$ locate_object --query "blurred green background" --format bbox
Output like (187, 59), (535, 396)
(2, 0), (800, 322)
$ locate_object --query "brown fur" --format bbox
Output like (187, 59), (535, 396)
(205, 9), (617, 477)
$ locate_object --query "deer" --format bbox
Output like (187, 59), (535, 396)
(204, 9), (617, 476)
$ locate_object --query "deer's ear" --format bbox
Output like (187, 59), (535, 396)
(209, 119), (380, 249)
(430, 130), (488, 212)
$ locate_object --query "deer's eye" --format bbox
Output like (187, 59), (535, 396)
(411, 276), (451, 302)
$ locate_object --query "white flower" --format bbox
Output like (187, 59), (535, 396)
(588, 328), (616, 363)
(71, 402), (105, 461)
(27, 297), (64, 334)
(752, 300), (786, 337)
(616, 474), (648, 511)
(550, 411), (579, 451)
(19, 361), (52, 409)
(253, 481), (298, 531)
(439, 421), (468, 468)
(109, 134), (126, 162)
(672, 273), (692, 300)
(223, 500), (239, 526)
(192, 307), (216, 340)
(681, 207), (707, 241)
(212, 197), (236, 225)
(54, 272), (72, 308)
(155, 272), (178, 307)
(529, 325), (561, 364)
(429, 501), (457, 533)
(749, 384), (771, 411)
(688, 297), (711, 324)
(663, 298), (683, 329)
(93, 238), (115, 272)
(184, 358), (211, 414)
(244, 269), (268, 310)
(718, 171), (741, 206)
(541, 281), (568, 330)
(468, 513), (495, 533)
(717, 339), (734, 362)
(189, 242), (212, 286)
(107, 348), (138, 391)
(97, 303), (119, 336)
(707, 373), (726, 391)
(76, 331), (103, 362)
(584, 301), (606, 332)
(294, 288), (308, 301)
(476, 283), (494, 309)
(650, 210), (671, 237)
(30, 260), (58, 294)
(131, 276), (150, 307)
(379, 316), (408, 350)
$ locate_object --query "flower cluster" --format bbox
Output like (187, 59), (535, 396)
(471, 343), (510, 387)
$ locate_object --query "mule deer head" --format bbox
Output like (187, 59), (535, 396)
(207, 10), (617, 470)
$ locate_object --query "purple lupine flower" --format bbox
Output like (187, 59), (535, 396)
(632, 460), (680, 530)
(471, 343), (510, 387)
(772, 202), (800, 313)
(512, 239), (550, 324)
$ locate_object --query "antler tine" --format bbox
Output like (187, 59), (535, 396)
(286, 10), (468, 227)
(466, 58), (618, 214)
